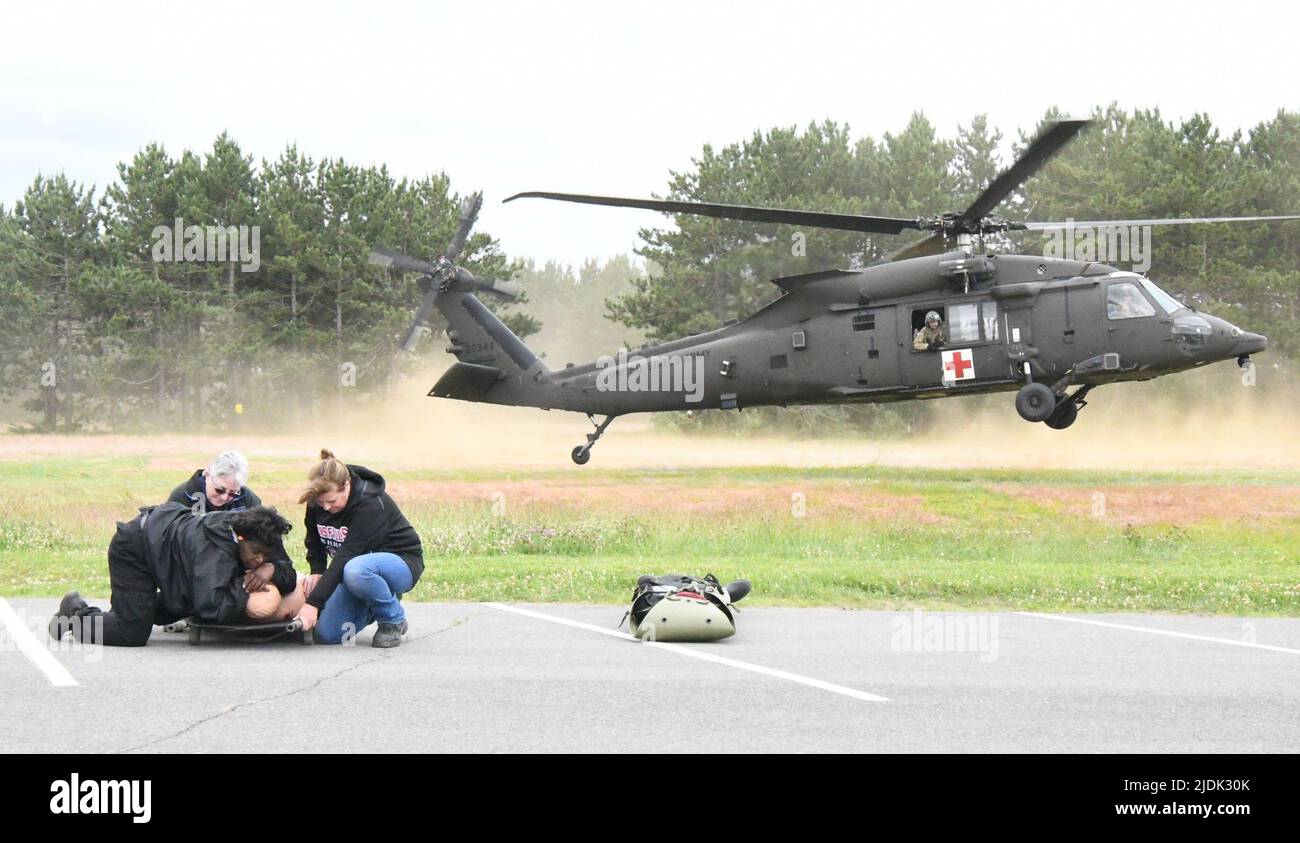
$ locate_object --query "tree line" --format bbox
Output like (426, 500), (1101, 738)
(0, 134), (525, 430)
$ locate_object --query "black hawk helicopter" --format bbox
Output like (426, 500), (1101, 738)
(377, 119), (1297, 464)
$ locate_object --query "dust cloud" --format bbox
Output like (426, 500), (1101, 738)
(3, 358), (1294, 473)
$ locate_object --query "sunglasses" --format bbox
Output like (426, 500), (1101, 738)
(212, 484), (242, 499)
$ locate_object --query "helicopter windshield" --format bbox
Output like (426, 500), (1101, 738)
(1140, 278), (1186, 315)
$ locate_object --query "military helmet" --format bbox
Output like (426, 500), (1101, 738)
(925, 310), (941, 324)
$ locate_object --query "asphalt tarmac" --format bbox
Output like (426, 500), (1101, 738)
(3, 598), (1297, 753)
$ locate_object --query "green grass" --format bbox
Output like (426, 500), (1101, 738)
(1, 456), (1297, 615)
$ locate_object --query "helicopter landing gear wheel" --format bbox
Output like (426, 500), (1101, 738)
(1044, 398), (1078, 429)
(570, 414), (617, 465)
(1016, 383), (1058, 422)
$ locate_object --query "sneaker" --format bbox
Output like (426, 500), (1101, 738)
(372, 620), (408, 648)
(48, 591), (89, 640)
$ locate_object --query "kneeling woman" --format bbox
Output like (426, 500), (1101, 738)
(295, 450), (424, 648)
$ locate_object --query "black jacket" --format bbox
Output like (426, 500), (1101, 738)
(303, 465), (424, 610)
(138, 503), (296, 623)
(167, 469), (262, 513)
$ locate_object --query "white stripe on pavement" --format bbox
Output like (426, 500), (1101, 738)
(0, 598), (79, 687)
(1016, 611), (1300, 655)
(484, 602), (888, 702)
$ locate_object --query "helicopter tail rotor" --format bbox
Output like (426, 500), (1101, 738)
(372, 193), (522, 353)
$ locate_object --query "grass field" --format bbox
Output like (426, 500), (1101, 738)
(1, 448), (1297, 615)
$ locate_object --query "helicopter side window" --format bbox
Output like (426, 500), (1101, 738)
(911, 303), (998, 350)
(982, 301), (999, 341)
(1107, 282), (1156, 320)
(947, 304), (981, 343)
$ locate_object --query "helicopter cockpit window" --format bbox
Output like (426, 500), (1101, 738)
(1139, 278), (1186, 315)
(1106, 282), (1156, 320)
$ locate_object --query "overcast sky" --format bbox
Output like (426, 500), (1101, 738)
(2, 0), (1297, 268)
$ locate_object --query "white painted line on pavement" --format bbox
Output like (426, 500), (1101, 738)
(1016, 611), (1300, 655)
(0, 598), (79, 687)
(485, 602), (888, 702)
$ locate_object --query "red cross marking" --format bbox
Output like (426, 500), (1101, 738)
(949, 351), (972, 379)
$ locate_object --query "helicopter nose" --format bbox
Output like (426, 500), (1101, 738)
(1234, 331), (1268, 356)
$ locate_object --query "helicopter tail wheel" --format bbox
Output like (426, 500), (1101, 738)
(1044, 397), (1078, 430)
(1015, 383), (1058, 422)
(570, 414), (617, 465)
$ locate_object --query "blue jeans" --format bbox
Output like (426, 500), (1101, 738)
(316, 553), (414, 644)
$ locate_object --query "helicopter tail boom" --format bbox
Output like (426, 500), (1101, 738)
(428, 288), (553, 405)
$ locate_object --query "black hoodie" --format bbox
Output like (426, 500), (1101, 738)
(303, 465), (424, 610)
(138, 503), (296, 622)
(167, 469), (263, 513)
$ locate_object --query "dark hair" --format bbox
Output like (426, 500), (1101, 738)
(228, 506), (293, 550)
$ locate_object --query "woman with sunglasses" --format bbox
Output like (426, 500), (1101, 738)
(168, 451), (262, 514)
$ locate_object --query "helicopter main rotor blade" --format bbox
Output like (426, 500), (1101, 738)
(505, 191), (924, 236)
(959, 119), (1092, 224)
(885, 232), (947, 262)
(1021, 214), (1300, 230)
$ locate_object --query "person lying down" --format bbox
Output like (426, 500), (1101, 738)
(50, 503), (303, 646)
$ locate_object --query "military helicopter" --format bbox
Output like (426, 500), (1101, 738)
(378, 119), (1298, 464)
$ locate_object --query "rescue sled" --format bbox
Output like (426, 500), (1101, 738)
(164, 617), (309, 645)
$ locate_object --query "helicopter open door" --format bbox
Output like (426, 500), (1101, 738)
(900, 301), (1004, 388)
